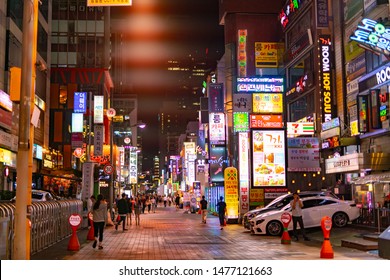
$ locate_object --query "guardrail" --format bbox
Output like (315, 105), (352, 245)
(0, 199), (83, 259)
(354, 207), (390, 231)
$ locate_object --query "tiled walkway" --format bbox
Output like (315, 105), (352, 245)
(32, 205), (381, 260)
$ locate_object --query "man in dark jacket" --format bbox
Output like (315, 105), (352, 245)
(115, 193), (129, 231)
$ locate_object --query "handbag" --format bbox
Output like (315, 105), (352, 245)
(116, 215), (121, 222)
(223, 218), (227, 226)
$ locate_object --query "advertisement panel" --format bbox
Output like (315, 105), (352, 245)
(237, 77), (284, 93)
(233, 112), (249, 133)
(287, 138), (321, 172)
(252, 130), (286, 187)
(252, 93), (283, 113)
(238, 133), (250, 214)
(93, 125), (104, 156)
(209, 145), (228, 182)
(250, 114), (283, 129)
(255, 42), (284, 68)
(224, 167), (239, 219)
(209, 113), (225, 144)
(238, 30), (247, 77)
(129, 149), (137, 184)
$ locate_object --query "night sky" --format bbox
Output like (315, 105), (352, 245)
(111, 0), (225, 170)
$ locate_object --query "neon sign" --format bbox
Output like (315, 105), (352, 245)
(236, 77), (284, 93)
(350, 18), (390, 57)
(278, 0), (308, 30)
(319, 35), (333, 123)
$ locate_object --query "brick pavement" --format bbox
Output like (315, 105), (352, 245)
(31, 204), (382, 260)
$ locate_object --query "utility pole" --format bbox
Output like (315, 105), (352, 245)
(14, 0), (38, 259)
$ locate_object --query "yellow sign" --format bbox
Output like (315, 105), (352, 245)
(253, 94), (283, 113)
(87, 0), (132, 7)
(250, 188), (264, 207)
(255, 42), (284, 68)
(0, 148), (12, 164)
(224, 167), (239, 219)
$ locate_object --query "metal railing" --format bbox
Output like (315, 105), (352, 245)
(354, 207), (390, 232)
(0, 199), (83, 259)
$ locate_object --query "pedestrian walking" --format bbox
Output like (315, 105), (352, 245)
(290, 192), (310, 241)
(126, 195), (133, 226)
(217, 196), (227, 230)
(146, 196), (152, 213)
(115, 193), (129, 231)
(163, 196), (167, 207)
(134, 197), (142, 226)
(151, 196), (156, 213)
(200, 195), (208, 224)
(175, 194), (180, 210)
(92, 194), (107, 250)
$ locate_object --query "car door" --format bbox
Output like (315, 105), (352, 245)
(301, 198), (322, 228)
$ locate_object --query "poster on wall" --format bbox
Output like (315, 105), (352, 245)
(252, 130), (286, 187)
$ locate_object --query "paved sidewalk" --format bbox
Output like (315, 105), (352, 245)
(32, 205), (382, 260)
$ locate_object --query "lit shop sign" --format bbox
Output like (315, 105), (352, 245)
(238, 30), (247, 77)
(321, 117), (340, 131)
(224, 167), (239, 219)
(252, 130), (286, 187)
(94, 95), (104, 124)
(319, 35), (333, 122)
(253, 93), (283, 114)
(380, 92), (388, 122)
(286, 74), (308, 96)
(209, 145), (228, 182)
(250, 114), (283, 129)
(87, 0), (132, 7)
(233, 94), (252, 113)
(278, 0), (309, 30)
(376, 66), (390, 85)
(74, 92), (87, 113)
(287, 138), (320, 172)
(350, 18), (390, 57)
(233, 112), (249, 133)
(209, 113), (226, 145)
(287, 122), (314, 135)
(237, 77), (284, 93)
(238, 132), (250, 213)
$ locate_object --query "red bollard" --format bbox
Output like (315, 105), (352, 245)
(280, 212), (292, 244)
(87, 212), (95, 241)
(320, 216), (334, 259)
(68, 214), (82, 251)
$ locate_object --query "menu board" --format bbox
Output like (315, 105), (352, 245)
(252, 130), (286, 187)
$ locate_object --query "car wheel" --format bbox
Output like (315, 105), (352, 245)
(332, 212), (348, 227)
(266, 220), (283, 236)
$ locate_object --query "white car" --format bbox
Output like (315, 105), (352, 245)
(250, 196), (360, 236)
(11, 190), (55, 202)
(242, 191), (338, 230)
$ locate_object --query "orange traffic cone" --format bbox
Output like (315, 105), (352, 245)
(320, 216), (334, 259)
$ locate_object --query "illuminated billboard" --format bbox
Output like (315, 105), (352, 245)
(253, 93), (283, 113)
(87, 0), (132, 7)
(237, 77), (284, 93)
(209, 113), (225, 144)
(252, 130), (286, 187)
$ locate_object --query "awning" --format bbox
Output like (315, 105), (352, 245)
(352, 172), (390, 184)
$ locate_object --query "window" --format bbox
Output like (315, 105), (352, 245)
(302, 199), (319, 209)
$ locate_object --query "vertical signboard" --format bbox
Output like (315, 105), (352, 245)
(209, 145), (228, 182)
(252, 130), (286, 187)
(129, 149), (138, 184)
(208, 83), (224, 112)
(209, 113), (226, 144)
(238, 29), (247, 77)
(316, 0), (329, 28)
(93, 125), (104, 156)
(319, 35), (333, 123)
(82, 162), (94, 203)
(74, 92), (87, 113)
(94, 95), (104, 124)
(238, 132), (250, 215)
(224, 167), (239, 219)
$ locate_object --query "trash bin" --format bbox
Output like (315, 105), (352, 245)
(378, 225), (390, 259)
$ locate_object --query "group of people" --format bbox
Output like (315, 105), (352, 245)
(89, 193), (231, 250)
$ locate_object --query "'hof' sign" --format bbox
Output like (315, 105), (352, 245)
(319, 35), (334, 123)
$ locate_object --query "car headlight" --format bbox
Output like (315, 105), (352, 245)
(256, 219), (265, 225)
